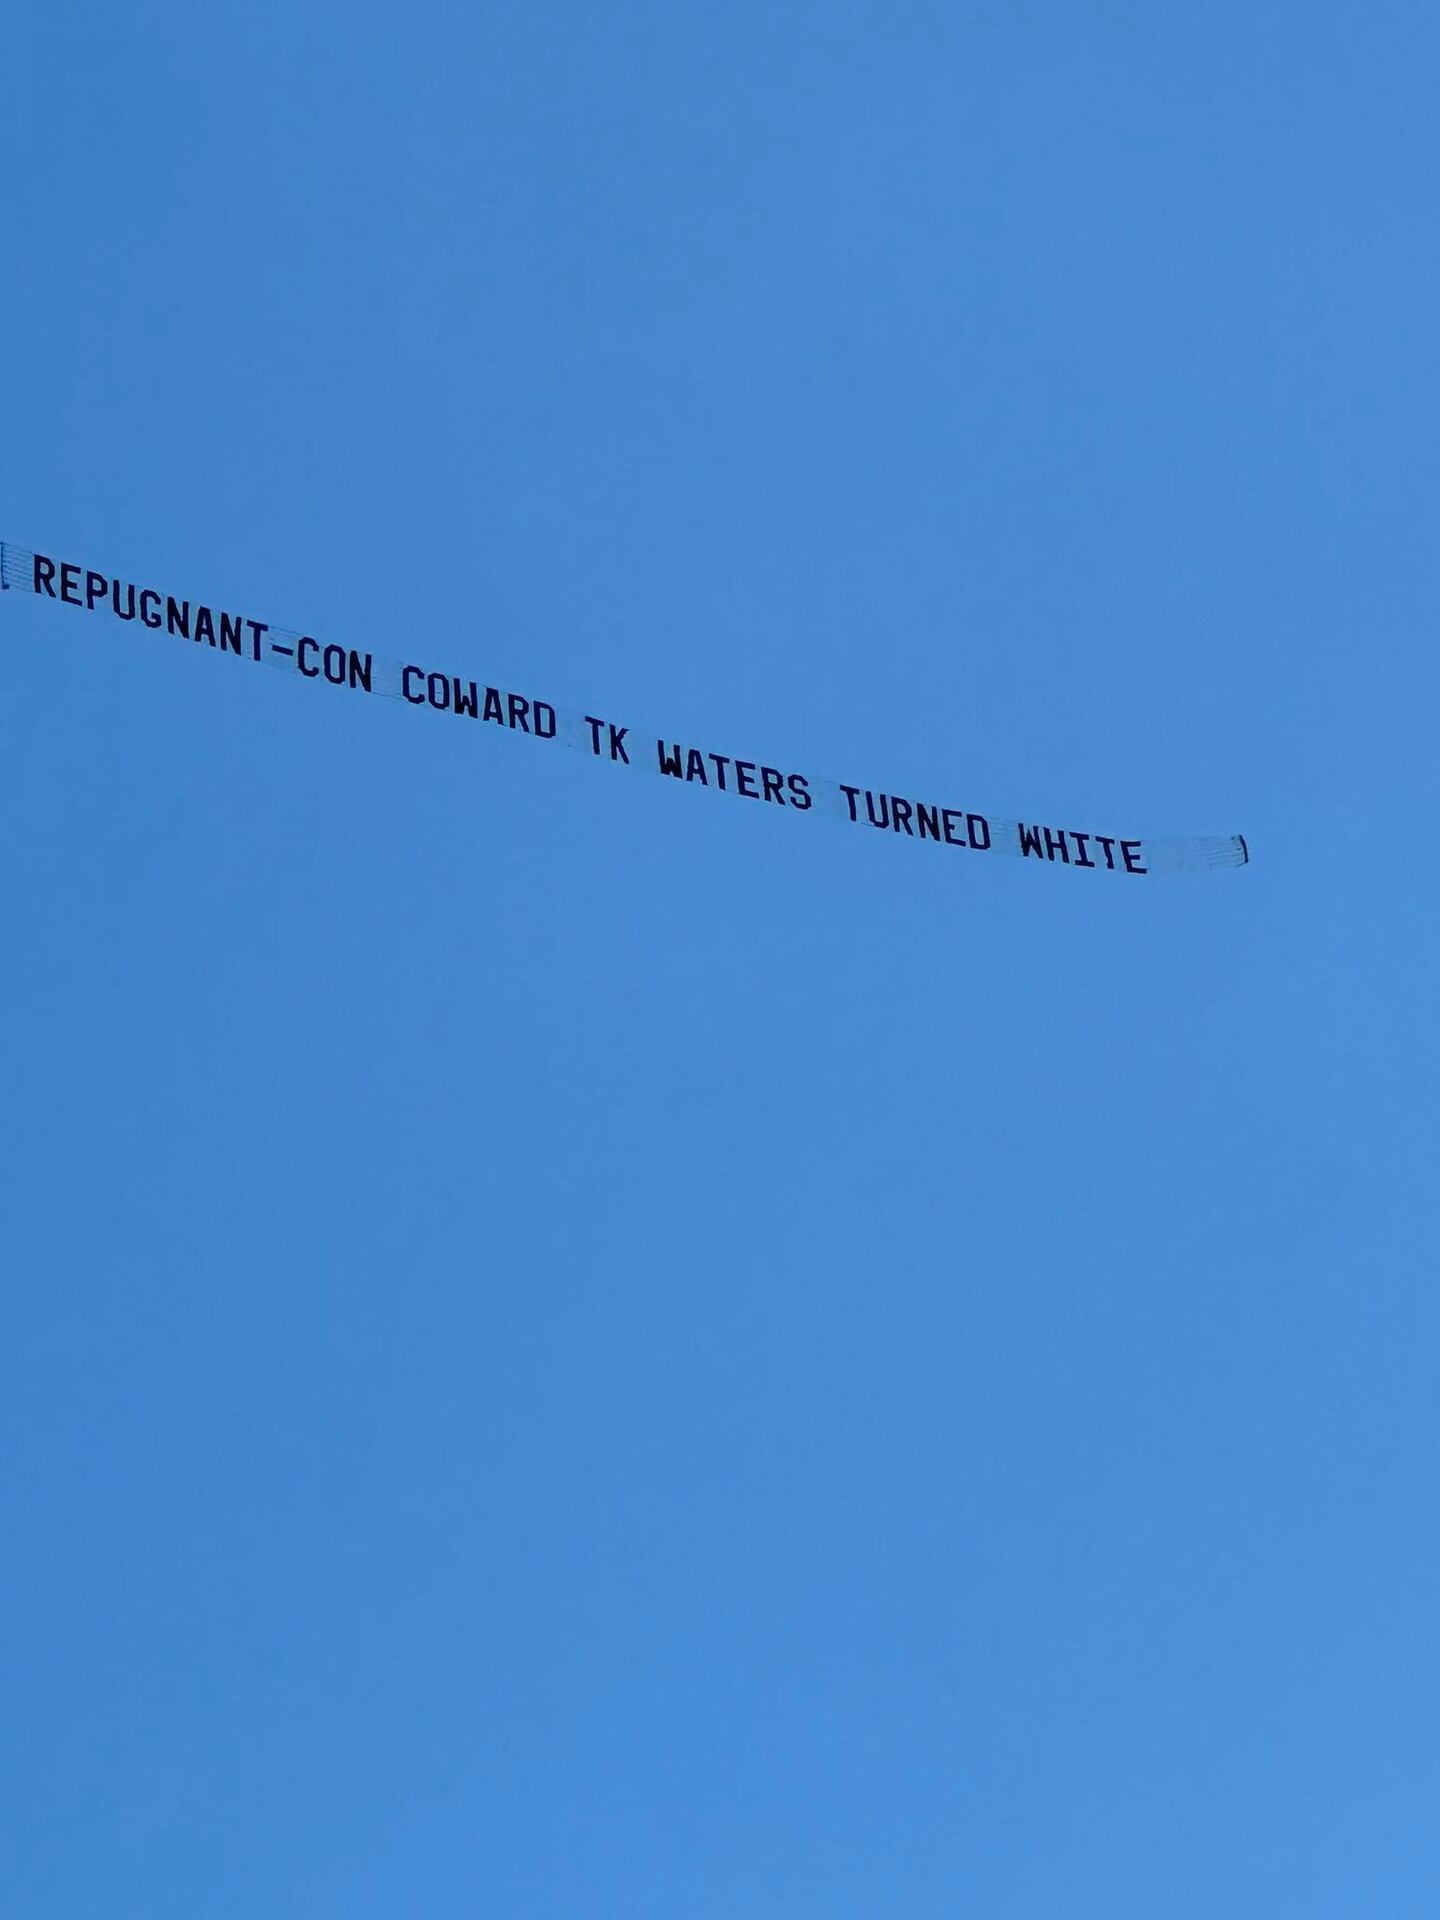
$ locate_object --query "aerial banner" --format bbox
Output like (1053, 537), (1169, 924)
(0, 540), (1248, 878)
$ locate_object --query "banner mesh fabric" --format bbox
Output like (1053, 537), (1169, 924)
(1, 540), (1249, 879)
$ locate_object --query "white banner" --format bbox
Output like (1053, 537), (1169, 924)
(1, 540), (1248, 879)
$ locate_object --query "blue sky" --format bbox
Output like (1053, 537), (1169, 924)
(1, 4), (1436, 1914)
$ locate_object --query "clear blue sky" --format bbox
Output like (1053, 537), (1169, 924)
(1, 4), (1435, 1914)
